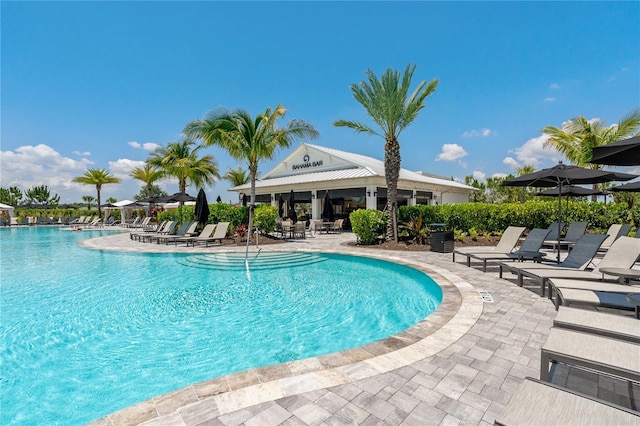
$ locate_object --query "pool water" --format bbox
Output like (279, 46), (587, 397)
(0, 227), (442, 425)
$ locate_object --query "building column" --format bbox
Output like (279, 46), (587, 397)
(366, 186), (377, 210)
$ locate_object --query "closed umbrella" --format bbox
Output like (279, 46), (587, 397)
(322, 192), (334, 222)
(242, 194), (247, 206)
(590, 135), (640, 166)
(504, 161), (637, 262)
(278, 194), (284, 218)
(288, 190), (297, 223)
(195, 188), (210, 225)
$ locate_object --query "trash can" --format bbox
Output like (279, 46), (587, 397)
(429, 223), (454, 253)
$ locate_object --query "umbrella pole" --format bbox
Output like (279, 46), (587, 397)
(557, 184), (562, 263)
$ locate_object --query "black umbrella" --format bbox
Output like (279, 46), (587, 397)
(288, 190), (297, 223)
(216, 195), (222, 203)
(195, 188), (210, 225)
(535, 185), (603, 197)
(504, 161), (637, 262)
(590, 135), (640, 166)
(610, 181), (640, 192)
(99, 202), (118, 208)
(278, 194), (285, 218)
(242, 194), (247, 206)
(158, 192), (197, 203)
(322, 192), (334, 222)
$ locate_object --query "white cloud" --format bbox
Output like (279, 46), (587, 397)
(72, 150), (91, 156)
(462, 128), (494, 138)
(505, 134), (561, 169)
(0, 144), (150, 202)
(492, 172), (508, 179)
(544, 97), (556, 102)
(436, 144), (468, 162)
(472, 170), (486, 181)
(550, 83), (560, 89)
(129, 141), (161, 151)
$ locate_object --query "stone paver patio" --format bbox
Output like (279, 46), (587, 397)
(82, 228), (638, 425)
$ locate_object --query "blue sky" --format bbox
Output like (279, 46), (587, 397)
(2, 1), (639, 203)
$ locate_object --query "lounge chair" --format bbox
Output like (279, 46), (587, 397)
(137, 221), (176, 243)
(540, 327), (640, 383)
(554, 287), (640, 312)
(150, 221), (194, 244)
(462, 228), (550, 272)
(596, 224), (632, 254)
(545, 221), (565, 242)
(452, 226), (526, 260)
(494, 377), (639, 426)
(190, 222), (230, 247)
(553, 306), (640, 344)
(174, 223), (216, 246)
(124, 217), (141, 228)
(154, 222), (198, 244)
(498, 233), (608, 296)
(543, 221), (587, 249)
(541, 236), (640, 298)
(130, 221), (167, 241)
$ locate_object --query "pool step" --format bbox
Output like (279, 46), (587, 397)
(177, 252), (328, 271)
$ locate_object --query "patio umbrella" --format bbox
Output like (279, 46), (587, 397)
(503, 161), (637, 262)
(288, 190), (297, 223)
(278, 194), (284, 218)
(195, 188), (210, 225)
(322, 192), (334, 222)
(610, 180), (640, 192)
(590, 135), (640, 166)
(535, 185), (603, 209)
(158, 192), (197, 203)
(242, 194), (247, 206)
(216, 195), (222, 203)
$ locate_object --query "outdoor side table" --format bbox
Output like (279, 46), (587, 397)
(512, 250), (546, 263)
(626, 294), (640, 319)
(599, 268), (640, 284)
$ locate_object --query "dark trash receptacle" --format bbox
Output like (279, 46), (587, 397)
(429, 223), (454, 253)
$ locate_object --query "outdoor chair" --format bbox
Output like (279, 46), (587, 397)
(596, 224), (632, 254)
(463, 228), (550, 272)
(553, 306), (640, 344)
(328, 218), (344, 233)
(154, 221), (198, 244)
(174, 223), (216, 246)
(553, 287), (640, 312)
(543, 221), (587, 249)
(494, 377), (639, 426)
(540, 327), (640, 383)
(452, 226), (526, 261)
(545, 221), (565, 242)
(498, 233), (608, 296)
(293, 221), (306, 239)
(190, 222), (230, 247)
(136, 221), (176, 242)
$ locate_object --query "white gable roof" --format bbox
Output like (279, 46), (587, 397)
(234, 143), (475, 191)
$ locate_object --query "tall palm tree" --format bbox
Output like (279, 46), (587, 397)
(334, 64), (438, 242)
(146, 138), (220, 195)
(72, 168), (121, 217)
(184, 105), (319, 245)
(542, 108), (640, 199)
(82, 195), (96, 210)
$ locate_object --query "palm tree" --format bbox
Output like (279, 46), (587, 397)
(82, 195), (96, 210)
(184, 105), (319, 244)
(333, 64), (438, 242)
(543, 109), (640, 198)
(222, 166), (250, 204)
(146, 138), (220, 195)
(72, 168), (121, 217)
(130, 163), (164, 216)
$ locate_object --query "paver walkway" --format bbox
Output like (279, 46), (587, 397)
(84, 228), (637, 426)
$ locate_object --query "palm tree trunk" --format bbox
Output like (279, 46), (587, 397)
(385, 138), (401, 243)
(96, 185), (102, 218)
(246, 165), (258, 259)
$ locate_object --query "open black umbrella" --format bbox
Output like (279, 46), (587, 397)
(322, 192), (334, 222)
(590, 135), (640, 166)
(278, 194), (284, 218)
(195, 188), (210, 225)
(535, 185), (603, 197)
(99, 202), (118, 208)
(610, 181), (640, 192)
(288, 190), (297, 223)
(504, 161), (637, 262)
(158, 192), (197, 203)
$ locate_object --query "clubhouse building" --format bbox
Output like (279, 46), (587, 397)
(230, 143), (477, 221)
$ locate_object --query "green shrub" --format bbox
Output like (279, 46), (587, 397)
(350, 209), (385, 245)
(468, 227), (479, 241)
(253, 205), (277, 233)
(453, 229), (466, 241)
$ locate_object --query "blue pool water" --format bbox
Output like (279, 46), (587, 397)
(0, 227), (442, 425)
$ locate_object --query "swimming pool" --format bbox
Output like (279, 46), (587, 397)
(0, 226), (442, 425)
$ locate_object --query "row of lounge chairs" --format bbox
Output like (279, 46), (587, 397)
(129, 220), (231, 246)
(495, 307), (640, 425)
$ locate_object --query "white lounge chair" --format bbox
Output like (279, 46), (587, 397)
(190, 222), (230, 247)
(175, 223), (216, 246)
(452, 226), (526, 260)
(553, 306), (640, 344)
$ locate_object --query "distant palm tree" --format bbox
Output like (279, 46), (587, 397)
(146, 138), (220, 195)
(516, 164), (536, 203)
(106, 197), (118, 204)
(543, 108), (640, 199)
(222, 166), (250, 204)
(130, 164), (164, 215)
(73, 168), (121, 217)
(82, 195), (96, 210)
(334, 64), (438, 242)
(184, 105), (318, 239)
